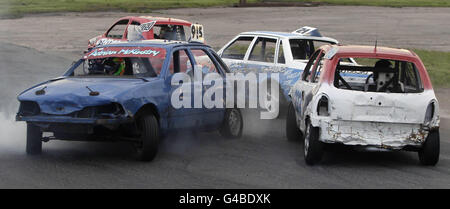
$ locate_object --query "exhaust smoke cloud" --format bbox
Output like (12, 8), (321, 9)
(0, 111), (25, 151)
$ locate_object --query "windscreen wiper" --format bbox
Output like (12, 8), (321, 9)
(48, 77), (66, 82)
(137, 77), (149, 82)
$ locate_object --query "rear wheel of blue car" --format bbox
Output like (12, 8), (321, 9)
(135, 113), (159, 162)
(265, 81), (287, 119)
(219, 108), (243, 139)
(26, 123), (42, 155)
(418, 130), (440, 166)
(286, 102), (302, 141)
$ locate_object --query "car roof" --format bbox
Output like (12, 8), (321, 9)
(118, 16), (192, 26)
(239, 31), (338, 43)
(321, 45), (417, 60)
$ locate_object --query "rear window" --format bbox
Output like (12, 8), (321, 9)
(334, 58), (423, 93)
(153, 24), (188, 41)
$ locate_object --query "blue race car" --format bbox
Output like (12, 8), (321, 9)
(16, 40), (243, 161)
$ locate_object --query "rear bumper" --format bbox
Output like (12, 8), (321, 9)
(16, 115), (133, 125)
(311, 118), (430, 149)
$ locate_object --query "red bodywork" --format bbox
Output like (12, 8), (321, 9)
(84, 46), (167, 59)
(88, 16), (192, 49)
(318, 45), (433, 90)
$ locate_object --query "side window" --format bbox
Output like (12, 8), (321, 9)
(290, 39), (332, 60)
(210, 50), (230, 73)
(169, 50), (193, 77)
(311, 53), (325, 83)
(127, 21), (143, 41)
(290, 39), (308, 60)
(129, 57), (163, 77)
(106, 19), (129, 39)
(191, 49), (219, 74)
(221, 36), (254, 60)
(301, 50), (321, 81)
(249, 37), (277, 63)
(401, 62), (422, 92)
(278, 40), (285, 64)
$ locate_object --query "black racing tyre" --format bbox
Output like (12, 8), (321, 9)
(277, 93), (288, 119)
(26, 123), (42, 155)
(135, 113), (160, 162)
(219, 108), (243, 139)
(286, 102), (302, 141)
(304, 120), (324, 165)
(418, 130), (440, 166)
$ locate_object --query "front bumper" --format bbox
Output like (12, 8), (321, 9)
(311, 118), (430, 149)
(16, 115), (133, 125)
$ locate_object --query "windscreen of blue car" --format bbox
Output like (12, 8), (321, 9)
(72, 46), (167, 77)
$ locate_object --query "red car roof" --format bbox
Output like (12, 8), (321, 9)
(321, 45), (418, 61)
(319, 45), (432, 90)
(118, 16), (192, 26)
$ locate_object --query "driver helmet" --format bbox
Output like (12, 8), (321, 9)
(104, 57), (125, 76)
(373, 59), (392, 81)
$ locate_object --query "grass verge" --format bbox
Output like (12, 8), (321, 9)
(1, 0), (449, 19)
(413, 49), (450, 88)
(274, 0), (450, 7)
(0, 0), (257, 18)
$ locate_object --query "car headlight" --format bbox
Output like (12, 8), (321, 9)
(18, 101), (40, 116)
(75, 103), (125, 119)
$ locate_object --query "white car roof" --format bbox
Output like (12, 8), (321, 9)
(239, 31), (339, 44)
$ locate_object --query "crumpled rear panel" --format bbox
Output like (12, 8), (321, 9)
(321, 120), (427, 148)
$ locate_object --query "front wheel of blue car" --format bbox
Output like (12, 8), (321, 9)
(26, 123), (42, 155)
(219, 108), (243, 139)
(135, 114), (160, 162)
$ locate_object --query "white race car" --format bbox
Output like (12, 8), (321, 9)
(217, 27), (356, 115)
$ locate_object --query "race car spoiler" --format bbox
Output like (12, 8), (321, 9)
(292, 26), (323, 37)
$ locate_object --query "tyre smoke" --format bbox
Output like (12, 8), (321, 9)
(0, 111), (26, 151)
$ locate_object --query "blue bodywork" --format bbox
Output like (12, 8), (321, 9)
(219, 30), (341, 104)
(227, 62), (302, 102)
(16, 41), (227, 137)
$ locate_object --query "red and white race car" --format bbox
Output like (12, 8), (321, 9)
(87, 16), (196, 50)
(287, 45), (440, 166)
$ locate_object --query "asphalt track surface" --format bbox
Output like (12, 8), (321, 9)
(0, 6), (450, 188)
(0, 6), (449, 57)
